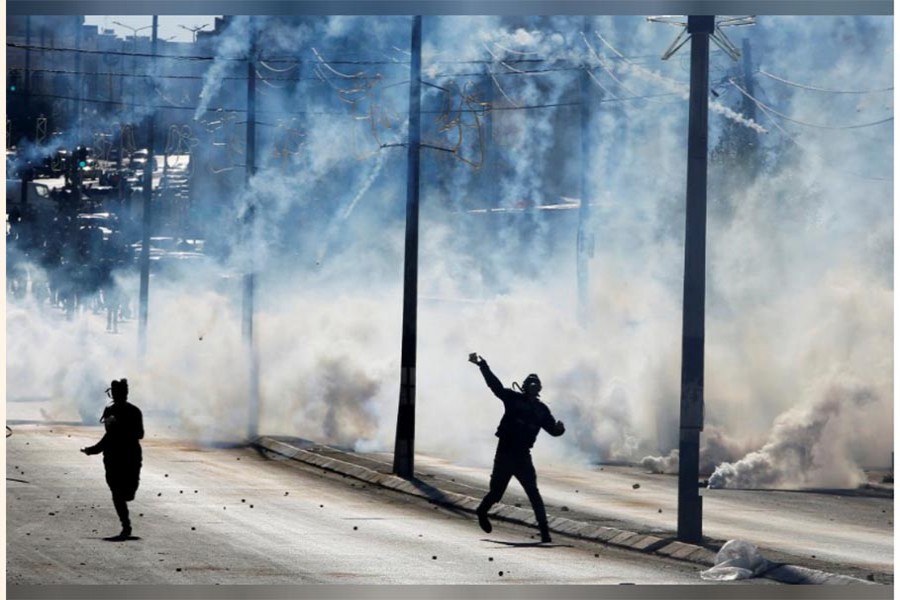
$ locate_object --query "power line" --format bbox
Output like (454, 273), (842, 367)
(756, 68), (893, 94)
(7, 41), (661, 68)
(728, 78), (893, 130)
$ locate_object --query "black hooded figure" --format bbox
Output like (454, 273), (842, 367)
(469, 353), (565, 543)
(81, 379), (144, 539)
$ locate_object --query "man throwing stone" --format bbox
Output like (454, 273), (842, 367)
(469, 353), (565, 543)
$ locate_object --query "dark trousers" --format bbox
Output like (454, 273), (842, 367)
(105, 459), (140, 530)
(112, 492), (130, 529)
(477, 445), (550, 536)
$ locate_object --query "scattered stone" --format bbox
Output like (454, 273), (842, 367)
(236, 458), (240, 461)
(561, 506), (569, 512)
(320, 504), (324, 508)
(658, 509), (663, 513)
(632, 484), (640, 490)
(514, 503), (522, 508)
(432, 556), (437, 560)
(284, 492), (289, 496)
(164, 474), (168, 478)
(811, 555), (816, 558)
(594, 553), (599, 558)
(353, 526), (358, 531)
(488, 557), (493, 562)
(194, 491), (198, 494)
(575, 490), (579, 493)
(157, 493), (162, 497)
(867, 574), (876, 582)
(48, 512), (55, 516)
(180, 491), (183, 494)
(242, 499), (246, 503)
(191, 527), (196, 531)
(139, 513), (144, 517)
(176, 568), (182, 572)
(498, 571), (504, 577)
(57, 495), (60, 499)
(80, 563), (85, 566)
(250, 505), (254, 508)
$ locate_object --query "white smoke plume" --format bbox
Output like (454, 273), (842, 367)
(6, 15), (892, 488)
(708, 382), (878, 489)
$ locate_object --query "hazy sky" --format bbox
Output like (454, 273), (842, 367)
(83, 15), (220, 43)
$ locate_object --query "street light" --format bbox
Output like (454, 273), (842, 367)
(179, 23), (209, 43)
(112, 21), (153, 114)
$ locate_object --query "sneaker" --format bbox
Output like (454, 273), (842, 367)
(118, 525), (132, 539)
(540, 531), (552, 543)
(476, 508), (492, 534)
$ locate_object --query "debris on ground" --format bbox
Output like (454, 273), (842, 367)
(700, 540), (769, 581)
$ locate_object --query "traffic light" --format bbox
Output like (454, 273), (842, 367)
(77, 146), (88, 169)
(8, 69), (21, 93)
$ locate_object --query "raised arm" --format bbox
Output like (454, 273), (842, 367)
(468, 353), (506, 399)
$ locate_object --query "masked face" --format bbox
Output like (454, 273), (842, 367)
(523, 378), (542, 397)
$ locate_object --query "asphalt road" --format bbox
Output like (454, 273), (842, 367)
(405, 454), (894, 575)
(6, 424), (772, 585)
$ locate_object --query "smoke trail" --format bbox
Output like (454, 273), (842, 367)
(194, 17), (252, 120)
(708, 382), (878, 489)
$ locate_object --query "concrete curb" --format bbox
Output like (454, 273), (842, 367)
(254, 436), (878, 586)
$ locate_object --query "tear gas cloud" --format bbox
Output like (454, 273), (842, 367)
(6, 15), (892, 488)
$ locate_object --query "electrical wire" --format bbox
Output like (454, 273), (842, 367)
(729, 78), (893, 130)
(757, 68), (893, 94)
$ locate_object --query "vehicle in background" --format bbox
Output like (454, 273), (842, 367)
(6, 179), (55, 214)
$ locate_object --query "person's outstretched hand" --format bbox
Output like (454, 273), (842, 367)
(468, 352), (485, 366)
(556, 420), (566, 434)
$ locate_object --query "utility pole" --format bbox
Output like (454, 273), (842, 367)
(244, 17), (260, 441)
(675, 14), (714, 545)
(393, 15), (423, 479)
(741, 38), (756, 123)
(648, 13), (751, 545)
(138, 16), (158, 358)
(72, 17), (83, 192)
(740, 38), (760, 178)
(576, 16), (594, 327)
(24, 17), (31, 121)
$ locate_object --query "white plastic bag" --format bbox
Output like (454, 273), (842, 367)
(700, 540), (769, 581)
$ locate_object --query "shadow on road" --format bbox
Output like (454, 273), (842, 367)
(101, 535), (141, 542)
(482, 539), (572, 549)
(405, 476), (470, 518)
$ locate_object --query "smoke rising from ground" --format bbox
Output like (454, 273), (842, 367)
(6, 16), (892, 488)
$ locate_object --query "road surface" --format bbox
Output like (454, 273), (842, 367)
(6, 423), (772, 585)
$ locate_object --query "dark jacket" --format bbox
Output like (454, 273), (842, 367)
(479, 362), (564, 451)
(84, 401), (144, 462)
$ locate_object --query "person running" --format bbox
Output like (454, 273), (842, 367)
(469, 353), (565, 543)
(81, 379), (144, 540)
